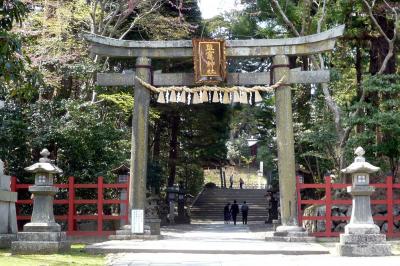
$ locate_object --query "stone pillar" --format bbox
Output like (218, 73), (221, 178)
(0, 159), (17, 248)
(129, 57), (151, 218)
(109, 59), (161, 240)
(336, 147), (391, 256)
(266, 55), (312, 241)
(12, 149), (70, 254)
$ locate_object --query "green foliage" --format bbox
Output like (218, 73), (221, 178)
(0, 99), (129, 181)
(0, 0), (43, 102)
(98, 92), (133, 117)
(176, 163), (204, 195)
(350, 74), (400, 176)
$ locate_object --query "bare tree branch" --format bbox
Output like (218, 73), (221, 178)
(271, 0), (301, 36)
(362, 0), (399, 74)
(119, 0), (164, 40)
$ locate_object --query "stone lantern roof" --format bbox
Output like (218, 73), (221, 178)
(341, 147), (380, 174)
(24, 149), (63, 174)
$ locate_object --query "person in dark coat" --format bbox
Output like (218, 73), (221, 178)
(223, 203), (231, 224)
(241, 201), (249, 225)
(230, 200), (239, 225)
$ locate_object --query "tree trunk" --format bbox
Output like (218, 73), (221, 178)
(152, 115), (164, 161)
(167, 113), (180, 187)
(369, 16), (396, 75)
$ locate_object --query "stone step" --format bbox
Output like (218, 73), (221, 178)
(109, 234), (162, 241)
(11, 240), (70, 254)
(191, 188), (270, 222)
(16, 231), (67, 242)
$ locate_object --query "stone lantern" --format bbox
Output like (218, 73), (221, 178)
(12, 149), (70, 254)
(111, 164), (130, 227)
(166, 186), (179, 224)
(0, 159), (17, 248)
(336, 147), (391, 256)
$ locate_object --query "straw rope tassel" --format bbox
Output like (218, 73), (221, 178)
(240, 91), (248, 104)
(254, 91), (263, 103)
(202, 90), (209, 103)
(157, 92), (165, 103)
(212, 91), (219, 103)
(193, 92), (200, 104)
(180, 91), (186, 104)
(170, 90), (177, 103)
(222, 92), (230, 104)
(233, 91), (240, 103)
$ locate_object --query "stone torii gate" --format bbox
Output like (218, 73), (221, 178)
(84, 25), (344, 238)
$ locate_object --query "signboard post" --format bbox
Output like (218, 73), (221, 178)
(131, 209), (144, 234)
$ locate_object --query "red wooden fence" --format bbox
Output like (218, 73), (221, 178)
(296, 176), (400, 238)
(11, 176), (129, 237)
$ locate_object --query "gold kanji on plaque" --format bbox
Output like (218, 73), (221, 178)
(193, 39), (226, 84)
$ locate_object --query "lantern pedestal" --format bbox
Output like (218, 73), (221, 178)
(23, 185), (60, 232)
(11, 149), (70, 254)
(336, 186), (391, 256)
(12, 185), (70, 254)
(336, 147), (392, 256)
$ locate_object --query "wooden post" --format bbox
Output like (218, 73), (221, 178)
(129, 57), (151, 224)
(325, 176), (332, 237)
(386, 176), (394, 237)
(125, 176), (130, 224)
(11, 176), (16, 192)
(273, 55), (301, 230)
(296, 176), (302, 225)
(98, 176), (104, 234)
(67, 176), (75, 234)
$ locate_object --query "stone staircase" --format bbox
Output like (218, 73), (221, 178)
(190, 188), (268, 222)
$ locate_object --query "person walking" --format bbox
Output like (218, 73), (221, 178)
(239, 177), (244, 189)
(223, 203), (231, 224)
(229, 174), (234, 188)
(230, 200), (239, 225)
(241, 201), (249, 225)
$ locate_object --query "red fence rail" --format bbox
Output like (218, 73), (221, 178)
(11, 176), (129, 237)
(296, 176), (400, 238)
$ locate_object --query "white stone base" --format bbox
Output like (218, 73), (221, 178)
(0, 234), (17, 248)
(265, 226), (315, 242)
(336, 231), (392, 256)
(11, 232), (70, 254)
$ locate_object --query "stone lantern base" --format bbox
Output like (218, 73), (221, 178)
(336, 224), (392, 256)
(11, 231), (70, 254)
(0, 234), (17, 248)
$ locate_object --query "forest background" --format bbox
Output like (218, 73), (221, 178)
(0, 0), (399, 197)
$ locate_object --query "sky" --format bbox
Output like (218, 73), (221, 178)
(198, 0), (244, 19)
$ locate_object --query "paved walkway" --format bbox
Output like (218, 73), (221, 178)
(85, 223), (400, 266)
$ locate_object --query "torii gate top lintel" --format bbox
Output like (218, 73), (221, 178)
(84, 25), (345, 58)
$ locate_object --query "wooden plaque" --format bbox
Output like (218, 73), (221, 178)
(193, 39), (226, 84)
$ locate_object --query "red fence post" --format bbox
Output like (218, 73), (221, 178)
(296, 176), (302, 225)
(67, 176), (75, 235)
(98, 176), (104, 235)
(11, 176), (17, 192)
(386, 176), (394, 238)
(325, 176), (332, 237)
(125, 176), (130, 224)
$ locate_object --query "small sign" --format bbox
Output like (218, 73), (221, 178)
(193, 39), (226, 84)
(131, 209), (144, 234)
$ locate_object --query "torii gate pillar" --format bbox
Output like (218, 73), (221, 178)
(273, 55), (300, 231)
(129, 57), (151, 221)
